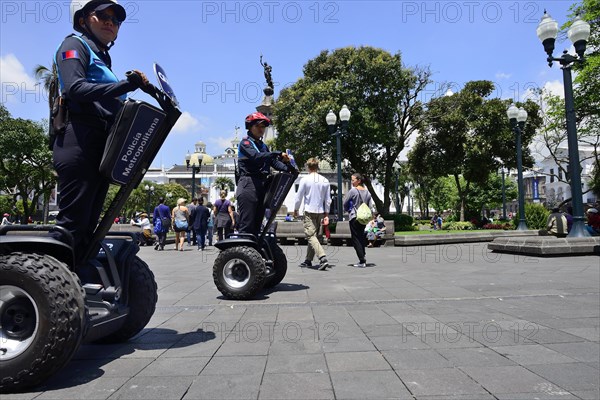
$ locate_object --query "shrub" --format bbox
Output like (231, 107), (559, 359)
(385, 214), (413, 230)
(441, 221), (475, 230)
(482, 223), (512, 230)
(512, 203), (549, 230)
(397, 225), (419, 232)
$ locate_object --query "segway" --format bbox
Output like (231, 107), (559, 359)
(0, 65), (181, 393)
(213, 168), (299, 300)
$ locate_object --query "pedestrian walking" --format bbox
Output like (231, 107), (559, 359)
(293, 157), (332, 270)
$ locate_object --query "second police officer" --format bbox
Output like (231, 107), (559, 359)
(235, 112), (293, 237)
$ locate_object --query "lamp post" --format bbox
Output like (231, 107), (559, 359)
(326, 105), (351, 222)
(144, 184), (154, 214)
(500, 166), (507, 220)
(185, 152), (203, 200)
(537, 10), (591, 237)
(507, 105), (528, 230)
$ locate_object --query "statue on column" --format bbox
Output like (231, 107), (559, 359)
(260, 55), (274, 90)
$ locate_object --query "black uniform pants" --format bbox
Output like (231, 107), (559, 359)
(53, 121), (109, 264)
(349, 218), (367, 263)
(236, 176), (267, 237)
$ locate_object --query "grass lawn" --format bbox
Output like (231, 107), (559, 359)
(395, 229), (508, 235)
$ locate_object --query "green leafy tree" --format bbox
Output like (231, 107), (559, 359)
(0, 104), (56, 223)
(409, 81), (541, 220)
(466, 172), (518, 219)
(429, 176), (458, 214)
(213, 176), (235, 192)
(273, 46), (433, 215)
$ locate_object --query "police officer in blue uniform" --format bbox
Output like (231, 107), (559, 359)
(236, 112), (292, 237)
(53, 0), (148, 265)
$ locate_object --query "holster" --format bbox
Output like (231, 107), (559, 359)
(52, 96), (67, 133)
(48, 96), (67, 150)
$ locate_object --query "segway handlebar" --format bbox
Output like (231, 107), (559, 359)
(125, 70), (177, 115)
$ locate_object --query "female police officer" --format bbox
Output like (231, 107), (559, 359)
(235, 112), (292, 237)
(53, 0), (148, 265)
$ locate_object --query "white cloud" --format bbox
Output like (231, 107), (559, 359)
(172, 111), (204, 133)
(495, 72), (512, 80)
(521, 80), (564, 103)
(542, 80), (564, 97)
(0, 53), (38, 103)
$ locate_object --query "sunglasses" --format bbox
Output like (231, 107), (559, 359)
(93, 10), (122, 26)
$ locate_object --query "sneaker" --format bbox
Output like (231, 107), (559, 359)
(353, 262), (366, 268)
(318, 259), (330, 271)
(154, 243), (160, 250)
(299, 260), (312, 268)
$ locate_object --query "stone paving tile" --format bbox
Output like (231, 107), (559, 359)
(267, 338), (323, 355)
(491, 344), (579, 365)
(493, 391), (579, 399)
(370, 333), (432, 351)
(33, 377), (129, 399)
(160, 337), (222, 358)
(109, 376), (193, 399)
(526, 363), (600, 391)
(415, 395), (496, 400)
(136, 356), (210, 376)
(184, 373), (262, 399)
(330, 371), (412, 399)
(321, 335), (377, 353)
(259, 372), (334, 399)
(523, 327), (590, 344)
(200, 355), (266, 375)
(397, 367), (489, 396)
(560, 327), (600, 342)
(325, 351), (391, 371)
(459, 365), (567, 394)
(382, 349), (453, 370)
(213, 338), (271, 356)
(571, 389), (600, 400)
(265, 354), (327, 373)
(436, 347), (517, 367)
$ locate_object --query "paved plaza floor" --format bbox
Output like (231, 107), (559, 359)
(6, 243), (599, 399)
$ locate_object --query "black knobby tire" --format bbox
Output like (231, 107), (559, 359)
(96, 257), (157, 343)
(263, 244), (287, 289)
(213, 246), (265, 300)
(0, 252), (86, 393)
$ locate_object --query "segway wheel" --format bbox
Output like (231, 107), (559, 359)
(263, 244), (287, 289)
(213, 246), (265, 300)
(96, 256), (157, 343)
(0, 253), (86, 393)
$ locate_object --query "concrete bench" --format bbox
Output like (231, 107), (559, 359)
(329, 220), (395, 247)
(275, 221), (307, 245)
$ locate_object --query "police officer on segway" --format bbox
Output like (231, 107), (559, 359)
(236, 112), (292, 237)
(53, 0), (149, 268)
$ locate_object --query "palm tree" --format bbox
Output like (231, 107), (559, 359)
(33, 63), (59, 224)
(34, 63), (58, 110)
(213, 176), (235, 192)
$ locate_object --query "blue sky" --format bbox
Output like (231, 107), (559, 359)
(1, 1), (574, 167)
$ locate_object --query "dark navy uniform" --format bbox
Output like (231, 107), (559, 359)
(53, 33), (137, 264)
(235, 134), (289, 236)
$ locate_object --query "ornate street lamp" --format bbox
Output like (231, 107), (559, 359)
(326, 105), (351, 222)
(507, 105), (528, 230)
(537, 10), (591, 237)
(185, 152), (203, 200)
(144, 184), (154, 214)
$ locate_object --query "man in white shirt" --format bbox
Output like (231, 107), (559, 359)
(293, 158), (332, 270)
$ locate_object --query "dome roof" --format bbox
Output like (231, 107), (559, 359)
(187, 153), (214, 166)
